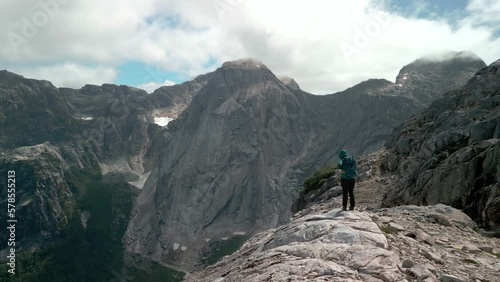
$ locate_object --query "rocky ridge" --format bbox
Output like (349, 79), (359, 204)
(382, 59), (500, 229)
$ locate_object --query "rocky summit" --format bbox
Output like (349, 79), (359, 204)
(187, 205), (500, 282)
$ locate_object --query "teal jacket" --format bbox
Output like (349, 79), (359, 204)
(337, 150), (356, 180)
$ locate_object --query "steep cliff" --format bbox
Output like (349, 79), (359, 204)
(0, 71), (204, 258)
(0, 143), (75, 252)
(382, 59), (500, 230)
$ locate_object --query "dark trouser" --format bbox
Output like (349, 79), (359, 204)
(341, 178), (356, 210)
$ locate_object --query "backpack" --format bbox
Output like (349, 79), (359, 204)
(342, 156), (357, 179)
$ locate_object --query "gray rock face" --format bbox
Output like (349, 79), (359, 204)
(125, 55), (485, 269)
(61, 84), (155, 176)
(0, 71), (206, 252)
(0, 143), (75, 251)
(189, 202), (500, 282)
(382, 59), (500, 229)
(371, 204), (499, 282)
(395, 51), (487, 105)
(147, 72), (213, 119)
(0, 68), (209, 175)
(0, 71), (77, 149)
(278, 76), (301, 90)
(126, 60), (322, 269)
(186, 208), (407, 282)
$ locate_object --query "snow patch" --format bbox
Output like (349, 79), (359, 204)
(403, 76), (408, 80)
(221, 237), (229, 241)
(205, 238), (211, 243)
(181, 246), (187, 251)
(80, 211), (91, 229)
(234, 232), (246, 236)
(75, 116), (93, 121)
(154, 117), (173, 127)
(173, 243), (180, 250)
(127, 171), (151, 190)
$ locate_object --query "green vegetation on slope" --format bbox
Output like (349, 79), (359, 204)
(0, 169), (184, 282)
(200, 235), (249, 266)
(303, 166), (336, 194)
(127, 260), (184, 282)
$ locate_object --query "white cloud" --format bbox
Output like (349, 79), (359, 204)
(466, 0), (500, 25)
(10, 63), (117, 88)
(0, 0), (500, 94)
(137, 79), (176, 93)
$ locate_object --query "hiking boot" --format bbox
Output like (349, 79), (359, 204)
(349, 207), (355, 211)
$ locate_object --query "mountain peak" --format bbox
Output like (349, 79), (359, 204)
(278, 76), (300, 90)
(489, 58), (500, 67)
(402, 51), (485, 72)
(394, 51), (486, 104)
(415, 50), (483, 63)
(221, 58), (268, 70)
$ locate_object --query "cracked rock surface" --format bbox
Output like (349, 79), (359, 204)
(187, 203), (500, 282)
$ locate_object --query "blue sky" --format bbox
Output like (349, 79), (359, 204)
(116, 57), (219, 88)
(385, 0), (469, 19)
(1, 0), (499, 94)
(116, 61), (182, 86)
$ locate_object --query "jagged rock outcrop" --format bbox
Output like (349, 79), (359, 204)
(376, 204), (500, 282)
(278, 76), (301, 90)
(0, 71), (78, 149)
(382, 59), (500, 230)
(125, 54), (486, 270)
(60, 84), (156, 177)
(0, 143), (75, 253)
(147, 72), (213, 120)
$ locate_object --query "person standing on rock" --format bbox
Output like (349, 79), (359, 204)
(337, 150), (358, 211)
